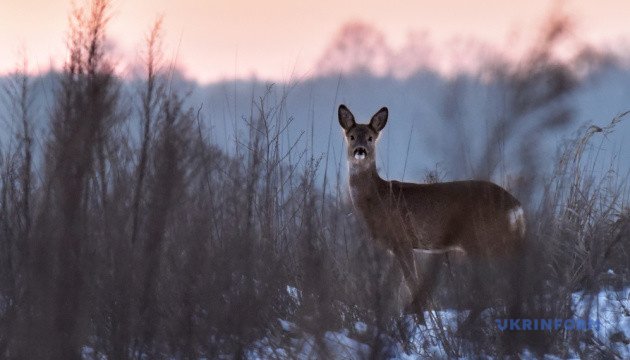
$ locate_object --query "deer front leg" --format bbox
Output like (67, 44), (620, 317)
(392, 245), (418, 287)
(391, 246), (427, 322)
(394, 246), (443, 325)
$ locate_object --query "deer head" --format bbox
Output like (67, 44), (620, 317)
(338, 104), (388, 172)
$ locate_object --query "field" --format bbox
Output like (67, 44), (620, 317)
(0, 1), (628, 358)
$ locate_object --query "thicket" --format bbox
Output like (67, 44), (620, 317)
(0, 1), (627, 358)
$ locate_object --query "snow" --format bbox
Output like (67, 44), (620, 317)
(78, 287), (628, 358)
(278, 319), (297, 333)
(286, 285), (301, 304)
(572, 287), (630, 358)
(354, 321), (367, 334)
(255, 287), (630, 359)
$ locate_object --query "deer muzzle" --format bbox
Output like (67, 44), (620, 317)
(353, 147), (367, 160)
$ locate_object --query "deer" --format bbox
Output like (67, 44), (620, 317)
(338, 104), (526, 325)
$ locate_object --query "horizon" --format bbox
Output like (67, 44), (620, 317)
(2, 0), (630, 84)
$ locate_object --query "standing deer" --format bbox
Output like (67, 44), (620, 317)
(338, 104), (526, 323)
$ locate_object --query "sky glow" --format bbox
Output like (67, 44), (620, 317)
(0, 0), (628, 83)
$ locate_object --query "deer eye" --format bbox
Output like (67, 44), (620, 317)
(350, 135), (355, 141)
(368, 136), (373, 142)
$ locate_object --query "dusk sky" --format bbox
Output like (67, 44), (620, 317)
(1, 0), (629, 83)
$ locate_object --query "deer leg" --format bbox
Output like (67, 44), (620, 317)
(409, 225), (462, 322)
(408, 255), (441, 320)
(461, 266), (484, 331)
(391, 245), (418, 285)
(395, 246), (442, 325)
(508, 247), (525, 320)
(393, 247), (425, 320)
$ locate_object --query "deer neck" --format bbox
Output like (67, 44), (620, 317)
(348, 159), (383, 204)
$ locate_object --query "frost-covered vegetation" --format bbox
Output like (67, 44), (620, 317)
(0, 1), (628, 358)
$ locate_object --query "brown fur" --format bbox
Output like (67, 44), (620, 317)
(339, 104), (525, 318)
(350, 170), (522, 258)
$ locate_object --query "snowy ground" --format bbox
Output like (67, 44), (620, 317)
(572, 287), (630, 358)
(79, 287), (629, 359)
(246, 287), (630, 359)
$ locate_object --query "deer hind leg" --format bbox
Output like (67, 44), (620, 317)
(508, 239), (526, 320)
(459, 262), (486, 332)
(461, 249), (523, 336)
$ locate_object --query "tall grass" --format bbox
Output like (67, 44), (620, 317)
(0, 1), (628, 358)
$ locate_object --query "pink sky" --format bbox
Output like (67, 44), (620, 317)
(1, 0), (628, 83)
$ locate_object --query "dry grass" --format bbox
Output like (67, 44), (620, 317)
(0, 1), (627, 359)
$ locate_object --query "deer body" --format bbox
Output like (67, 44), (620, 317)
(339, 104), (525, 319)
(349, 170), (523, 258)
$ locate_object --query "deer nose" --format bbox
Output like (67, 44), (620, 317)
(353, 147), (367, 160)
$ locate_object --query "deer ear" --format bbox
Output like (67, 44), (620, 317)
(338, 104), (356, 131)
(369, 107), (388, 132)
